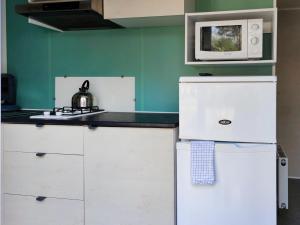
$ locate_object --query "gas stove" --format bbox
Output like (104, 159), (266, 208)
(30, 106), (105, 120)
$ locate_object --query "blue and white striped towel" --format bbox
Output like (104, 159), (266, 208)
(191, 141), (216, 185)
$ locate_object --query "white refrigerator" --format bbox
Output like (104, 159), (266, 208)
(177, 76), (277, 225)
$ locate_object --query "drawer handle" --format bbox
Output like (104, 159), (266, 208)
(36, 196), (47, 202)
(36, 153), (46, 157)
(88, 124), (98, 130)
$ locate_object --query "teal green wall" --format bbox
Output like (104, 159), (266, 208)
(7, 0), (273, 112)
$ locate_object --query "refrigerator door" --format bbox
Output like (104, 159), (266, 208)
(179, 76), (276, 143)
(177, 141), (277, 225)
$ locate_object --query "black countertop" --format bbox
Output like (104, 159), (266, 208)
(1, 110), (179, 128)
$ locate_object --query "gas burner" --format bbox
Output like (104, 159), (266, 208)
(30, 106), (105, 120)
(52, 106), (102, 115)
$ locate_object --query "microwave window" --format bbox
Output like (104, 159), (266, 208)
(201, 25), (242, 52)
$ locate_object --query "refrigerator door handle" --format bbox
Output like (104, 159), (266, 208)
(233, 143), (265, 148)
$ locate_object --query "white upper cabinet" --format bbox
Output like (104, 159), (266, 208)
(104, 0), (195, 27)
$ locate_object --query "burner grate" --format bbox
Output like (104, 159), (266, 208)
(52, 106), (101, 115)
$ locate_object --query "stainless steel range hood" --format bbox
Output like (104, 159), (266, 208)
(15, 0), (122, 31)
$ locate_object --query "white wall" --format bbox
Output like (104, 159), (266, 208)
(277, 0), (300, 178)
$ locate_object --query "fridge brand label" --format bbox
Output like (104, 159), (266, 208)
(219, 119), (232, 125)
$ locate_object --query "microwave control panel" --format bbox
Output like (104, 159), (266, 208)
(247, 19), (263, 59)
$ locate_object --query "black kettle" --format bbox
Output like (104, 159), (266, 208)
(71, 80), (93, 109)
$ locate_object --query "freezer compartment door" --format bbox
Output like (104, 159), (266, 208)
(179, 80), (276, 143)
(177, 142), (277, 225)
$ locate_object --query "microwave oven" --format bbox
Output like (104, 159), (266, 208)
(195, 19), (263, 61)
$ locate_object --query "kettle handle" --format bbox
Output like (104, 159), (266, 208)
(81, 80), (89, 91)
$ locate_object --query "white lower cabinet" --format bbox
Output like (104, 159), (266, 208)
(2, 124), (84, 155)
(3, 124), (178, 225)
(84, 127), (177, 225)
(4, 151), (84, 200)
(4, 194), (84, 225)
(2, 124), (85, 225)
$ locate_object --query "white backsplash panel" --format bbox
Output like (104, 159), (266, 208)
(55, 76), (135, 112)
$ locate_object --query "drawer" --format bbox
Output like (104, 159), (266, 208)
(4, 194), (84, 225)
(4, 151), (83, 200)
(2, 124), (83, 155)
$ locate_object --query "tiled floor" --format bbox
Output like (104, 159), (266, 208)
(278, 179), (300, 225)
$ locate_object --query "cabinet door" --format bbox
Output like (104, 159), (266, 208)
(4, 194), (84, 225)
(104, 0), (195, 27)
(84, 127), (177, 225)
(104, 0), (184, 19)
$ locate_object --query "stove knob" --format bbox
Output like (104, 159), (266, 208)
(56, 112), (63, 116)
(44, 111), (50, 116)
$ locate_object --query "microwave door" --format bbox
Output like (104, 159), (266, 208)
(195, 20), (248, 60)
